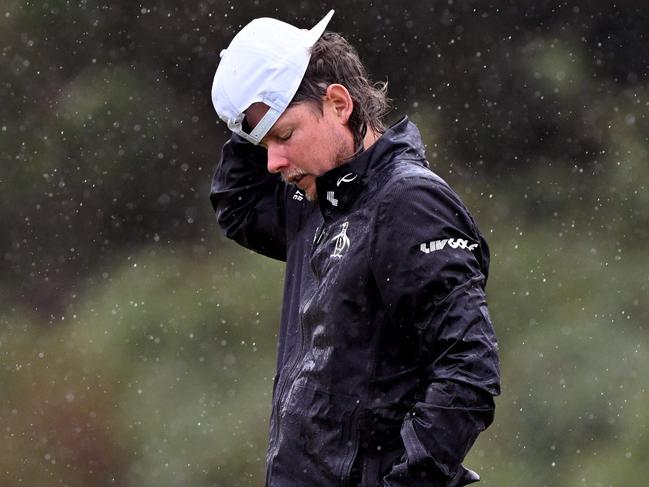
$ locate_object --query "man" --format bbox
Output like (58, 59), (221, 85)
(210, 10), (500, 487)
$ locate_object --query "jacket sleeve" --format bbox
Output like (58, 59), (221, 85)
(370, 175), (501, 487)
(209, 134), (287, 261)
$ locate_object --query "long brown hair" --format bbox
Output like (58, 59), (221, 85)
(291, 32), (391, 152)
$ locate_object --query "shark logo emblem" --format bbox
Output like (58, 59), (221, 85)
(332, 221), (350, 258)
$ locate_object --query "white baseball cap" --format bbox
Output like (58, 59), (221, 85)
(211, 10), (334, 145)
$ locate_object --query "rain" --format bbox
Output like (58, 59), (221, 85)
(1, 1), (648, 486)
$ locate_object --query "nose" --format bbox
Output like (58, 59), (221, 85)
(266, 144), (289, 174)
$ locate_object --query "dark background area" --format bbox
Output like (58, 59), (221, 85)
(1, 1), (648, 485)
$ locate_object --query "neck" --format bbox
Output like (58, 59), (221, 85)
(363, 128), (380, 150)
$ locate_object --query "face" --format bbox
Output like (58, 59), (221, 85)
(245, 97), (354, 202)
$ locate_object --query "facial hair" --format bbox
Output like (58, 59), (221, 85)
(281, 167), (308, 185)
(280, 132), (353, 202)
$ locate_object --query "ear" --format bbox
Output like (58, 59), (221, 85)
(324, 84), (353, 124)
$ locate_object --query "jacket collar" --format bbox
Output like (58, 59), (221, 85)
(315, 116), (427, 220)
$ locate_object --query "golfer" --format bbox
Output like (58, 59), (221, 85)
(210, 10), (500, 487)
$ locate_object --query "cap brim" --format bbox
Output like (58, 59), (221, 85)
(307, 9), (334, 44)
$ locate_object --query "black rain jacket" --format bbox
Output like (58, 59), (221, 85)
(210, 118), (501, 487)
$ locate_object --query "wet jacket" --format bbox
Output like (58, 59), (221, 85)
(210, 118), (501, 487)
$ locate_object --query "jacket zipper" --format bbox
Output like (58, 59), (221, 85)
(266, 222), (332, 486)
(266, 308), (309, 485)
(267, 223), (328, 485)
(341, 404), (362, 487)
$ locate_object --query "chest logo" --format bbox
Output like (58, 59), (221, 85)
(326, 190), (339, 207)
(332, 221), (350, 258)
(337, 172), (358, 187)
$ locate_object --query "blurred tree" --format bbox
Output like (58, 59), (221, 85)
(1, 0), (648, 485)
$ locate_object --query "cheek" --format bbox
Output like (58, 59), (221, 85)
(328, 123), (352, 164)
(296, 134), (326, 173)
(318, 121), (344, 165)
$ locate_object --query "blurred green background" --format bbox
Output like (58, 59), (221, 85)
(1, 1), (648, 485)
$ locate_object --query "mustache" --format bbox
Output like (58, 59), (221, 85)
(281, 168), (308, 184)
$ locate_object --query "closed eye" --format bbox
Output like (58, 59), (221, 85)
(277, 130), (293, 142)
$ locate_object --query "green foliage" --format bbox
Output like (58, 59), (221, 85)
(1, 244), (283, 486)
(465, 223), (649, 486)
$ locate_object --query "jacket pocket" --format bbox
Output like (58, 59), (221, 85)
(361, 451), (381, 487)
(359, 445), (404, 487)
(272, 380), (360, 486)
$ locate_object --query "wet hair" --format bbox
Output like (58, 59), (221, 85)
(291, 32), (391, 152)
